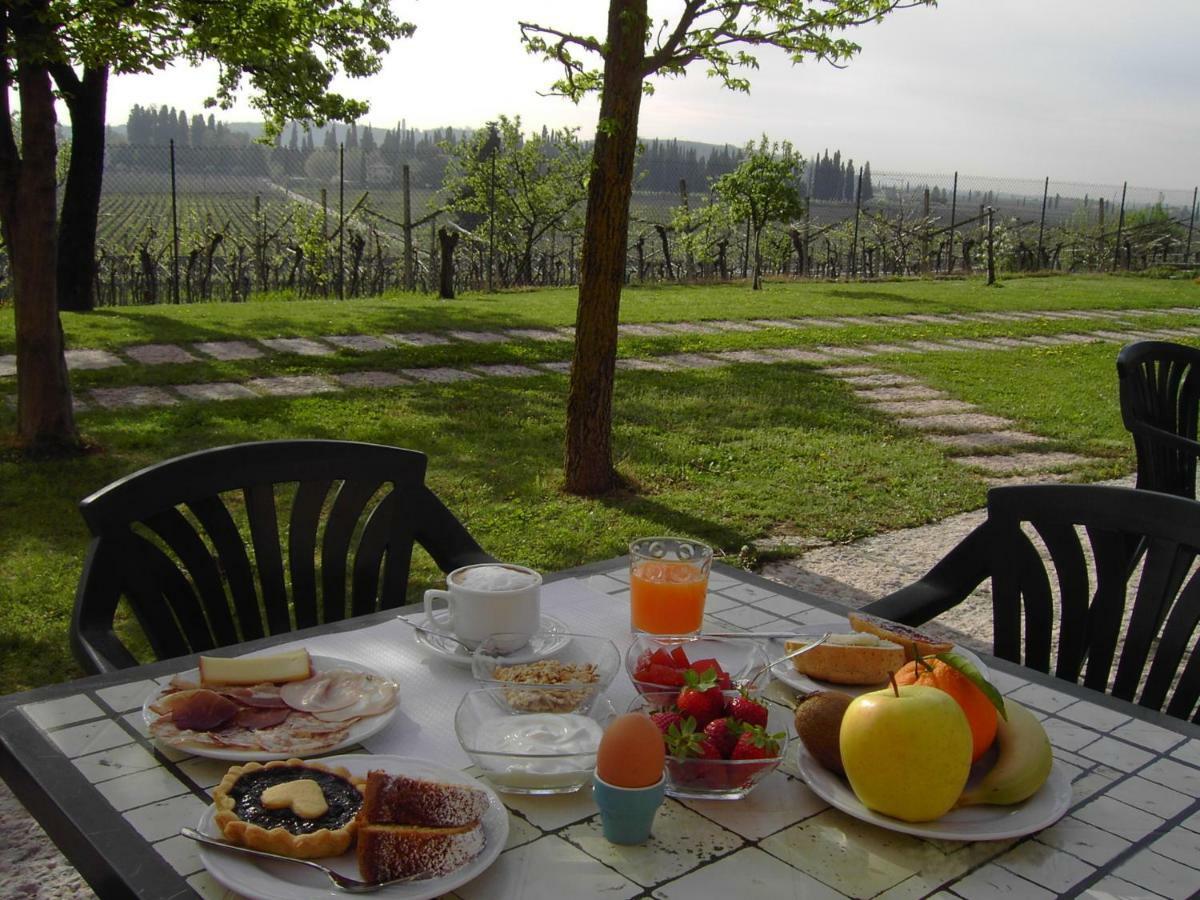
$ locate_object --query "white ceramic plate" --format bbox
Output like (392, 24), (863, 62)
(196, 754), (508, 900)
(143, 655), (398, 761)
(410, 612), (569, 666)
(795, 743), (1072, 840)
(768, 625), (990, 698)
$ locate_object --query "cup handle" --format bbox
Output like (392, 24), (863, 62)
(423, 589), (451, 632)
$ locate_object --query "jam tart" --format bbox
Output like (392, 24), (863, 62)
(212, 758), (365, 858)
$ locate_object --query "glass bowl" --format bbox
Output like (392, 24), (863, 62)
(455, 689), (616, 795)
(629, 691), (790, 800)
(624, 634), (770, 695)
(471, 632), (620, 715)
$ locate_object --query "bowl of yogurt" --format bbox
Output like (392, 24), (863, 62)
(454, 689), (615, 794)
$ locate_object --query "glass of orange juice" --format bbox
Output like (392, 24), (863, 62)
(628, 537), (713, 634)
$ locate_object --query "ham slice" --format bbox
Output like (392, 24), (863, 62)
(169, 689), (239, 731)
(232, 706), (292, 730)
(219, 683), (288, 708)
(312, 677), (398, 721)
(281, 670), (376, 713)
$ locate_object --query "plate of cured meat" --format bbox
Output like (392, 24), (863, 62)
(144, 650), (399, 760)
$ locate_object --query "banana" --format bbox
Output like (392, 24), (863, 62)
(956, 698), (1053, 807)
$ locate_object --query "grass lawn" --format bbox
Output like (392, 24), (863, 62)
(0, 273), (1195, 694)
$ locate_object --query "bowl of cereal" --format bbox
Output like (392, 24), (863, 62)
(471, 633), (620, 714)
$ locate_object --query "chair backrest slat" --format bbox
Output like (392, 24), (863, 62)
(1112, 536), (1181, 701)
(1080, 527), (1133, 692)
(1143, 572), (1200, 714)
(288, 480), (333, 630)
(72, 440), (495, 673)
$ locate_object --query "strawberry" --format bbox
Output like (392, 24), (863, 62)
(728, 725), (785, 789)
(675, 669), (725, 727)
(650, 710), (683, 735)
(703, 716), (741, 758)
(665, 718), (725, 790)
(725, 690), (768, 728)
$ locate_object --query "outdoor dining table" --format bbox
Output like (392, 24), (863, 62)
(2, 558), (1199, 900)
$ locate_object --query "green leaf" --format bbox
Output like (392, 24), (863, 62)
(937, 651), (1008, 721)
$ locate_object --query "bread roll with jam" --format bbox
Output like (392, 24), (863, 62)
(784, 633), (907, 685)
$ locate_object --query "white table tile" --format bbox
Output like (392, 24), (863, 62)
(1151, 827), (1200, 868)
(47, 719), (132, 757)
(988, 669), (1027, 694)
(751, 594), (812, 617)
(1114, 849), (1200, 900)
(653, 846), (849, 899)
(995, 840), (1096, 892)
(1106, 776), (1195, 819)
(503, 813), (541, 851)
(1078, 736), (1156, 772)
(1009, 682), (1079, 714)
(498, 784), (599, 831)
(1183, 808), (1200, 834)
(456, 835), (641, 900)
(586, 573), (627, 594)
(676, 771), (826, 840)
(124, 793), (209, 842)
(1075, 796), (1166, 842)
(795, 607), (854, 626)
(947, 862), (1056, 899)
(1058, 701), (1131, 732)
(21, 694), (104, 730)
(1112, 720), (1186, 754)
(712, 605), (778, 629)
(1071, 768), (1120, 805)
(562, 797), (742, 887)
(72, 742), (160, 783)
(95, 680), (159, 713)
(1139, 758), (1200, 795)
(1037, 816), (1132, 865)
(1077, 875), (1166, 899)
(704, 593), (742, 614)
(720, 583), (779, 604)
(1170, 739), (1200, 768)
(98, 766), (193, 811)
(153, 833), (204, 876)
(1043, 717), (1101, 752)
(178, 756), (234, 790)
(705, 571), (739, 590)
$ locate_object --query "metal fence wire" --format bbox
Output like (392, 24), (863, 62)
(30, 142), (1200, 306)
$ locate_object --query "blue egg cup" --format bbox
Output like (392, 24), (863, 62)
(592, 771), (666, 844)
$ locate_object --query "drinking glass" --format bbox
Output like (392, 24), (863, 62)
(628, 537), (712, 634)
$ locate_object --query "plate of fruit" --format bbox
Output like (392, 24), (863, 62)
(629, 676), (790, 800)
(792, 654), (1072, 840)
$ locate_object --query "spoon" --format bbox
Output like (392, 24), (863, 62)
(741, 632), (831, 688)
(180, 827), (435, 893)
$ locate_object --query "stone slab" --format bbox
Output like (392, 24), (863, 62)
(246, 375), (338, 396)
(902, 340), (959, 352)
(259, 338), (334, 356)
(617, 323), (670, 337)
(322, 334), (393, 352)
(706, 320), (762, 332)
(654, 321), (724, 334)
(446, 330), (507, 344)
(982, 337), (1036, 348)
(814, 345), (875, 358)
(764, 348), (833, 363)
(1089, 331), (1137, 342)
(193, 341), (263, 361)
(821, 365), (880, 377)
(539, 361), (573, 374)
(855, 385), (946, 402)
(943, 339), (1003, 351)
(872, 398), (976, 416)
(384, 332), (452, 346)
(89, 386), (178, 409)
(657, 353), (724, 369)
(897, 412), (1015, 433)
(472, 364), (541, 378)
(907, 314), (960, 324)
(956, 451), (1091, 474)
(65, 349), (124, 370)
(400, 367), (480, 383)
(334, 371), (409, 389)
(927, 430), (1047, 451)
(749, 319), (801, 329)
(839, 373), (918, 388)
(859, 343), (916, 355)
(174, 382), (259, 402)
(0, 355), (14, 378)
(615, 358), (678, 371)
(505, 328), (566, 342)
(1023, 335), (1071, 346)
(707, 350), (782, 364)
(123, 344), (197, 365)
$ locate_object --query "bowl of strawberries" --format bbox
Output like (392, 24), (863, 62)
(630, 679), (789, 800)
(625, 635), (769, 696)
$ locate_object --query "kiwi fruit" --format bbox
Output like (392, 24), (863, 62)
(793, 691), (853, 774)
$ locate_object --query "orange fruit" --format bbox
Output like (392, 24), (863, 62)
(893, 659), (998, 762)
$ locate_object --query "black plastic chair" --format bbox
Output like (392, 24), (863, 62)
(862, 484), (1200, 723)
(1117, 340), (1200, 499)
(70, 440), (495, 674)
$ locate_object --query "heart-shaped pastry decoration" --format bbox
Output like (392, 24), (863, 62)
(261, 778), (329, 819)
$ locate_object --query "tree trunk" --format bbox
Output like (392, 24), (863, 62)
(564, 0), (647, 495)
(0, 30), (79, 451)
(438, 227), (459, 299)
(52, 64), (108, 313)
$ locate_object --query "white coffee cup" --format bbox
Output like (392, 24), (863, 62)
(423, 563), (542, 651)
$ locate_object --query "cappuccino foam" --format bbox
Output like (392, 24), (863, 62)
(454, 565), (539, 592)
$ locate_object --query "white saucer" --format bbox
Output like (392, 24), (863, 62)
(409, 613), (570, 666)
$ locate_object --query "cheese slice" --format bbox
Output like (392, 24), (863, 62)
(199, 649), (313, 685)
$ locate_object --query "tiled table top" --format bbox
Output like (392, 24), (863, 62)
(3, 560), (1200, 899)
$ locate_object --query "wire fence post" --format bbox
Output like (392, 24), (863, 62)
(947, 171), (958, 274)
(987, 206), (996, 285)
(1037, 176), (1049, 269)
(402, 164), (413, 291)
(1113, 181), (1127, 270)
(338, 144), (345, 300)
(850, 166), (863, 277)
(1186, 186), (1198, 262)
(169, 139), (180, 304)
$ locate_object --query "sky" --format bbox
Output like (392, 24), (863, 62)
(97, 0), (1199, 192)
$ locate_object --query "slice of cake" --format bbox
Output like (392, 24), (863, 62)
(356, 771), (489, 881)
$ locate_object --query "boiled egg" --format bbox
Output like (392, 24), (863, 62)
(595, 712), (665, 788)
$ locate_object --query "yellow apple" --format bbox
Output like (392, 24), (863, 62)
(839, 683), (973, 823)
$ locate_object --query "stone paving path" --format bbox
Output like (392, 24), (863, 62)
(2, 305), (1197, 896)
